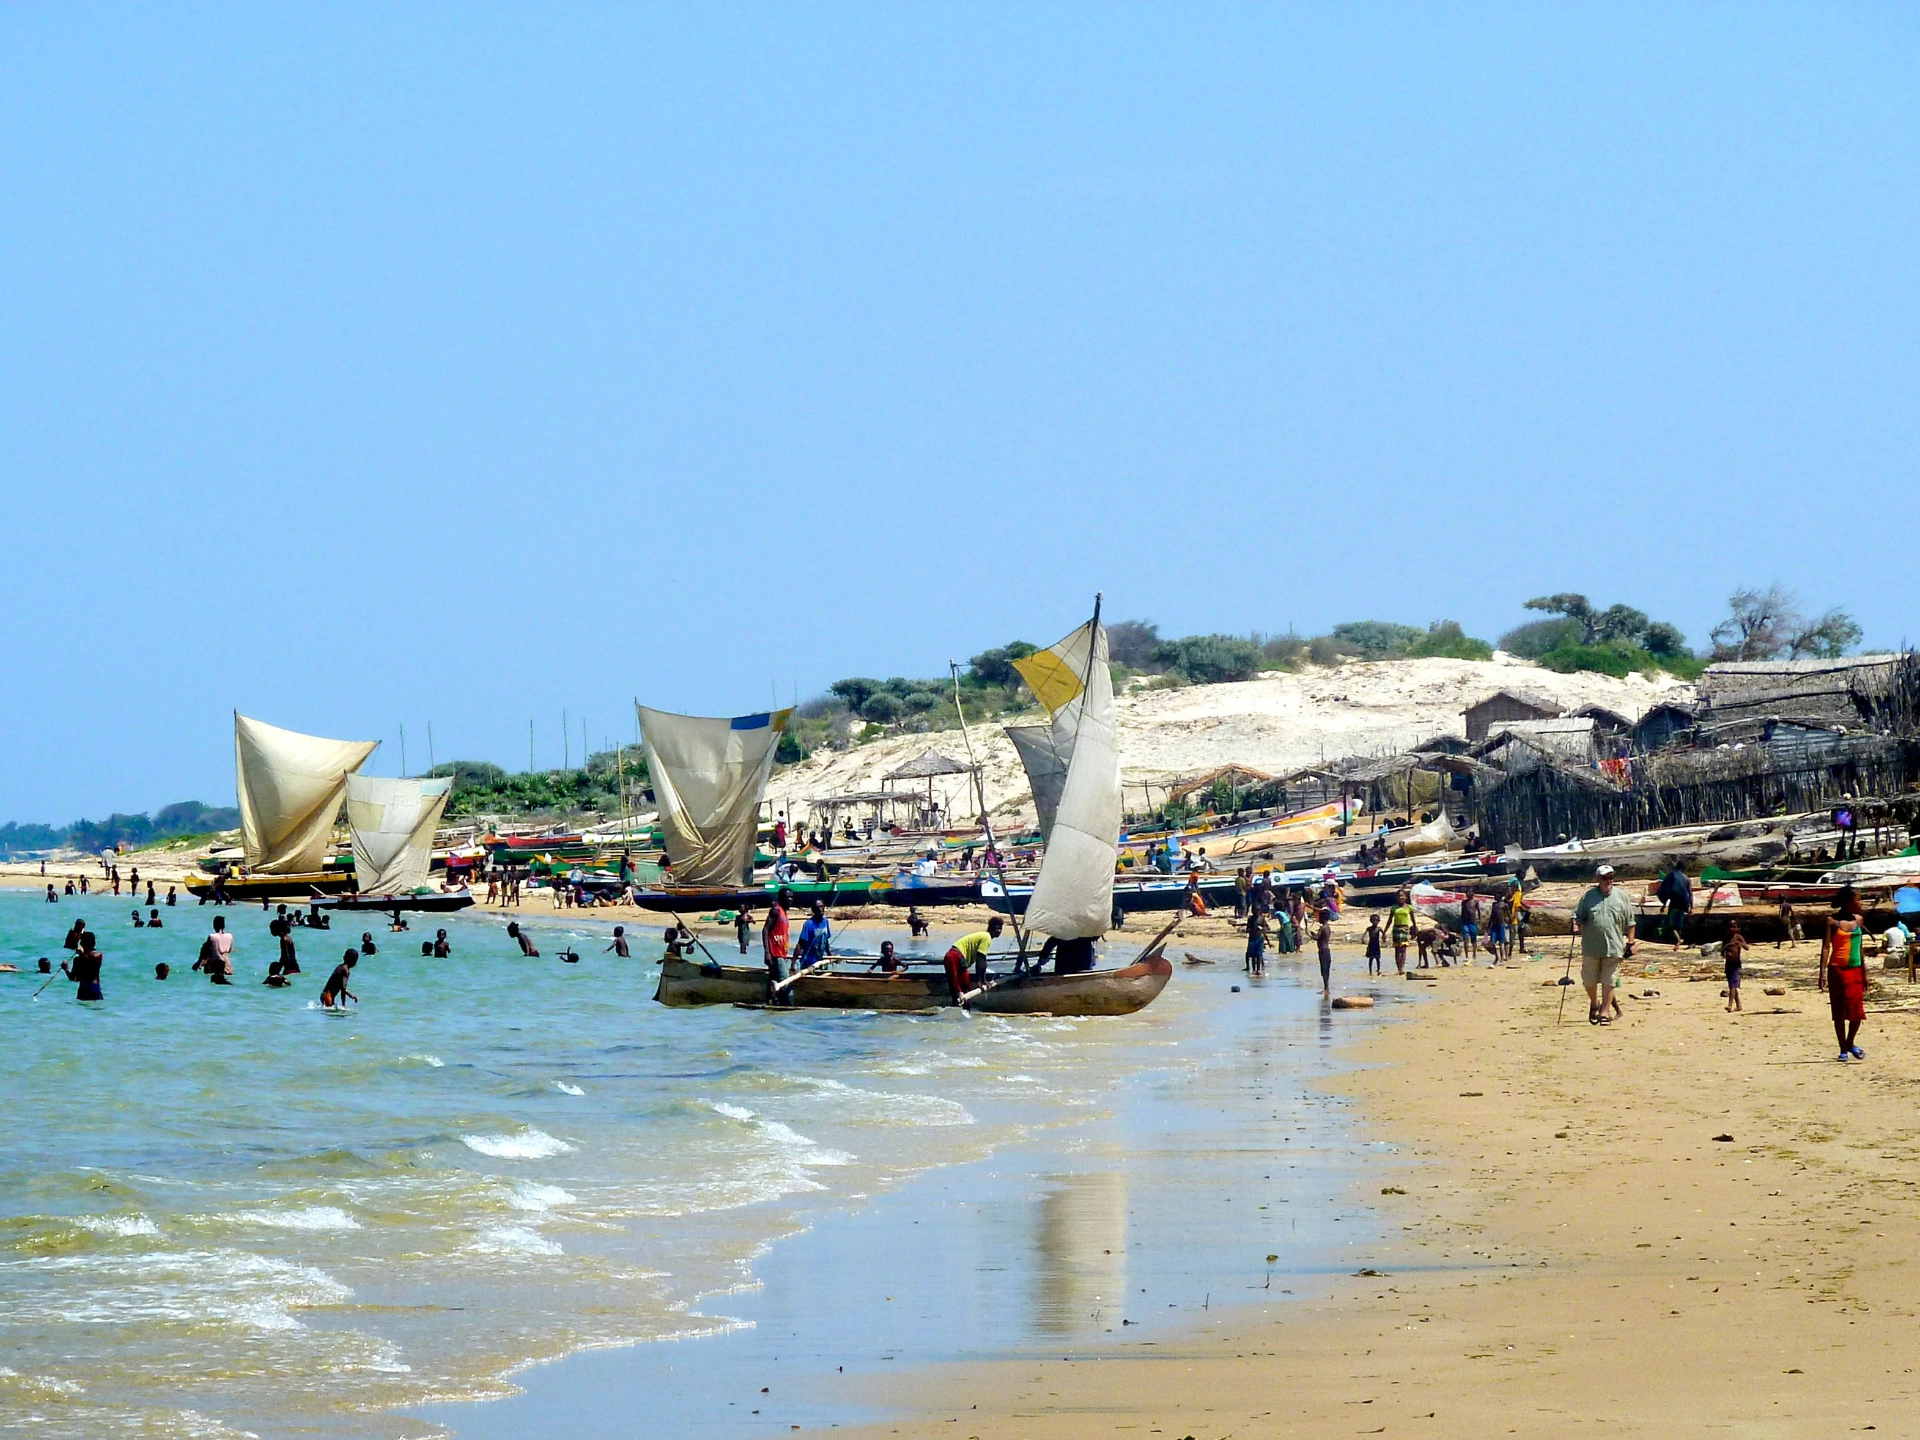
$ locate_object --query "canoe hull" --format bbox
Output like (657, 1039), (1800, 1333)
(184, 871), (356, 902)
(652, 951), (1173, 1017)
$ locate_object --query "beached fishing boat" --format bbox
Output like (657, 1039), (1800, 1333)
(185, 715), (378, 901)
(657, 601), (1174, 1017)
(984, 872), (1238, 916)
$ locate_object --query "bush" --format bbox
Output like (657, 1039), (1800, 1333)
(1537, 640), (1660, 678)
(1332, 621), (1427, 657)
(829, 677), (881, 711)
(1499, 617), (1582, 659)
(1152, 634), (1259, 684)
(1405, 620), (1494, 661)
(861, 692), (903, 723)
(1308, 634), (1358, 665)
(1107, 619), (1162, 669)
(966, 642), (1038, 689)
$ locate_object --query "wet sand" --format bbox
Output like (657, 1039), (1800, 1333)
(820, 939), (1920, 1438)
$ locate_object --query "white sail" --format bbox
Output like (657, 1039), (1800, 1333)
(346, 774), (453, 895)
(637, 705), (793, 887)
(235, 715), (379, 875)
(1017, 616), (1119, 939)
(1005, 723), (1070, 842)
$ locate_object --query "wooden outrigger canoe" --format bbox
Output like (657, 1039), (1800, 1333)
(653, 944), (1174, 1017)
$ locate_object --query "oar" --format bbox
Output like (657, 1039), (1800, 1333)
(771, 953), (840, 995)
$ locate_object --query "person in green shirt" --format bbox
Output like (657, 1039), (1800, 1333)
(1387, 890), (1416, 977)
(1573, 864), (1637, 1025)
(943, 917), (1005, 1003)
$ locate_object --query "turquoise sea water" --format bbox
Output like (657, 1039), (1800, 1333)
(3, 889), (1366, 1439)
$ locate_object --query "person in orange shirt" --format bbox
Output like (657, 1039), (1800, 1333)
(1821, 892), (1868, 1061)
(762, 888), (793, 1005)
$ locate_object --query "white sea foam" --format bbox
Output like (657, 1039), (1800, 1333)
(706, 1100), (853, 1167)
(76, 1213), (159, 1237)
(472, 1225), (563, 1257)
(402, 1053), (445, 1067)
(554, 1081), (585, 1096)
(6, 1249), (350, 1332)
(795, 1077), (972, 1127)
(462, 1129), (574, 1159)
(505, 1181), (576, 1212)
(233, 1205), (360, 1232)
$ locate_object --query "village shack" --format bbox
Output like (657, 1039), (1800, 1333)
(1464, 689), (1561, 744)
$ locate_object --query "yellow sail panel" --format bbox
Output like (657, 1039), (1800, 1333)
(1012, 621), (1097, 716)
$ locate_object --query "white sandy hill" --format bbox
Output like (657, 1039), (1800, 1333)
(768, 655), (1689, 824)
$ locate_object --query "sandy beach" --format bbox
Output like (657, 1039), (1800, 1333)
(815, 940), (1920, 1438)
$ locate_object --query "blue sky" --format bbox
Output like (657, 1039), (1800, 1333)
(3, 4), (1916, 821)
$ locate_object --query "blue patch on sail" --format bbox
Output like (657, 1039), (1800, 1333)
(730, 712), (772, 731)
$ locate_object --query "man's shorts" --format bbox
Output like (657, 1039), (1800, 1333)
(1580, 953), (1622, 989)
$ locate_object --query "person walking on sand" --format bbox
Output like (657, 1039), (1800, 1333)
(1776, 897), (1799, 950)
(1573, 864), (1636, 1026)
(1459, 892), (1481, 961)
(1656, 863), (1694, 951)
(1387, 890), (1414, 977)
(1723, 919), (1749, 1013)
(1364, 913), (1383, 975)
(1314, 907), (1334, 999)
(1245, 906), (1269, 977)
(1821, 892), (1869, 1061)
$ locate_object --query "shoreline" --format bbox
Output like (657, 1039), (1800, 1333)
(413, 941), (1408, 1439)
(811, 940), (1920, 1437)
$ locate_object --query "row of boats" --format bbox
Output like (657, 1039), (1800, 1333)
(191, 603), (1179, 1016)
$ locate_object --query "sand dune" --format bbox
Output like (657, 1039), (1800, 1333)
(769, 655), (1687, 824)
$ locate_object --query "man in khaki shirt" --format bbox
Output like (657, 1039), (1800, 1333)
(1573, 864), (1637, 1025)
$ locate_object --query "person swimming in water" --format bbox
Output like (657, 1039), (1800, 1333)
(606, 926), (630, 958)
(506, 922), (539, 957)
(870, 939), (904, 975)
(154, 962), (169, 980)
(432, 929), (450, 958)
(147, 908), (163, 929)
(264, 959), (290, 988)
(359, 932), (378, 957)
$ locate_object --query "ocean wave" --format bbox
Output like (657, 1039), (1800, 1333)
(505, 1181), (576, 1213)
(471, 1225), (563, 1257)
(402, 1053), (445, 1068)
(74, 1213), (160, 1238)
(3, 1249), (350, 1332)
(462, 1129), (574, 1159)
(794, 1077), (973, 1127)
(554, 1081), (585, 1096)
(232, 1205), (360, 1232)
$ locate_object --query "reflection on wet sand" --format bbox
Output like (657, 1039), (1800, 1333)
(1032, 1170), (1127, 1334)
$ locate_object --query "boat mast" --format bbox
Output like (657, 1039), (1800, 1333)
(949, 660), (1028, 959)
